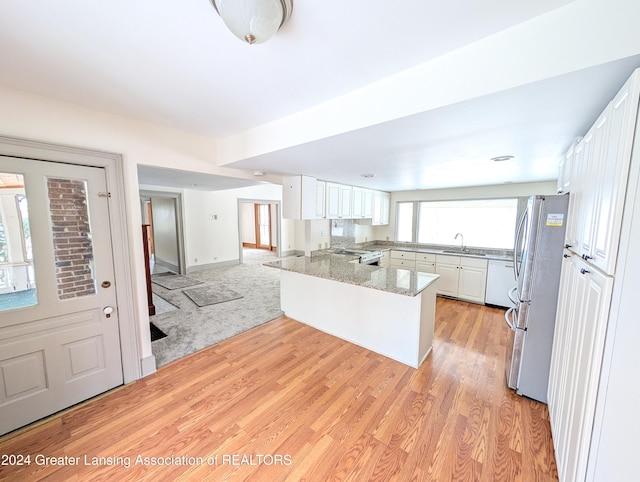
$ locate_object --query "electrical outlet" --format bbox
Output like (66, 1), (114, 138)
(318, 243), (322, 250)
(194, 258), (198, 263)
(386, 236), (389, 241)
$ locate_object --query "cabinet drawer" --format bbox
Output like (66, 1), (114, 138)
(390, 259), (416, 269)
(379, 251), (390, 261)
(391, 250), (416, 260)
(461, 257), (488, 269)
(415, 261), (435, 273)
(416, 252), (436, 262)
(436, 254), (460, 265)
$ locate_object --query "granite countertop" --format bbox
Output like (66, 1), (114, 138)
(264, 254), (439, 297)
(363, 243), (513, 261)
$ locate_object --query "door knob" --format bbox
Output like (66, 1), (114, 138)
(103, 306), (114, 318)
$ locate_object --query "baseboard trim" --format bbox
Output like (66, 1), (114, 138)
(140, 354), (157, 377)
(186, 259), (239, 273)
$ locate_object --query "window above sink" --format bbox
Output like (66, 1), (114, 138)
(396, 198), (519, 250)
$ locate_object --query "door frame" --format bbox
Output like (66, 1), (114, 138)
(139, 189), (186, 275)
(237, 198), (281, 264)
(0, 135), (140, 383)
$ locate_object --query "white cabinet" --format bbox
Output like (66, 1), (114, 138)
(390, 250), (416, 270)
(547, 69), (640, 482)
(352, 187), (372, 218)
(458, 257), (488, 304)
(315, 180), (325, 218)
(372, 190), (390, 225)
(415, 253), (436, 273)
(434, 256), (459, 297)
(378, 250), (390, 268)
(566, 74), (639, 275)
(591, 81), (638, 275)
(435, 254), (487, 304)
(325, 182), (353, 219)
(548, 255), (613, 482)
(557, 140), (578, 195)
(283, 175), (318, 219)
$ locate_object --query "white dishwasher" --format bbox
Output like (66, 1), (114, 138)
(485, 259), (515, 308)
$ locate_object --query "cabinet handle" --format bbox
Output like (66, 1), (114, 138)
(582, 254), (593, 260)
(580, 268), (591, 275)
(564, 244), (573, 249)
(563, 254), (570, 259)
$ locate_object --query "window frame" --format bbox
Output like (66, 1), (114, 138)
(395, 197), (520, 249)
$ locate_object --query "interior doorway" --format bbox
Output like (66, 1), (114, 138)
(139, 190), (185, 275)
(238, 199), (280, 264)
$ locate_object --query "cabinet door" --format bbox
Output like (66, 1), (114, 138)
(339, 184), (352, 218)
(458, 265), (487, 303)
(315, 181), (326, 218)
(575, 115), (603, 257)
(592, 78), (639, 275)
(415, 261), (435, 273)
(352, 187), (364, 217)
(434, 263), (459, 297)
(282, 175), (301, 219)
(325, 182), (341, 219)
(566, 139), (585, 251)
(372, 191), (390, 225)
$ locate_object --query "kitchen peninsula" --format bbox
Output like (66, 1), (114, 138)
(265, 253), (439, 368)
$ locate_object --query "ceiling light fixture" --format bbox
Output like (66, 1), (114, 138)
(361, 173), (376, 179)
(209, 0), (293, 45)
(491, 155), (515, 162)
(252, 171), (265, 176)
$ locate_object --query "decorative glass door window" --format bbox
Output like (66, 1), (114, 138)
(0, 173), (37, 312)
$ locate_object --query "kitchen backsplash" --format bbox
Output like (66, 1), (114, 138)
(330, 219), (357, 248)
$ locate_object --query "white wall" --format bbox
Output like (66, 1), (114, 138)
(181, 183), (293, 269)
(0, 85), (274, 368)
(375, 181), (557, 241)
(240, 203), (256, 245)
(150, 197), (178, 267)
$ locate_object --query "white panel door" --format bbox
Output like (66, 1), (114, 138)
(0, 156), (123, 436)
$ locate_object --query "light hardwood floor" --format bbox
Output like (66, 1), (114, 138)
(0, 298), (558, 481)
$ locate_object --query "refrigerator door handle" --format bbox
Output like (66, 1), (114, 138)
(513, 208), (528, 281)
(504, 307), (516, 330)
(508, 286), (519, 305)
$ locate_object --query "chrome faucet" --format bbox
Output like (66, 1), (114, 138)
(455, 233), (464, 252)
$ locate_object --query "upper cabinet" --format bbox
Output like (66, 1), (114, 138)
(565, 73), (640, 275)
(372, 190), (390, 225)
(283, 175), (323, 220)
(352, 187), (372, 218)
(283, 176), (389, 222)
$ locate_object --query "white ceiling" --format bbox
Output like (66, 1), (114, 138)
(1, 0), (639, 192)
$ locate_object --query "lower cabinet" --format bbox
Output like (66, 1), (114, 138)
(435, 255), (487, 304)
(415, 253), (436, 273)
(548, 254), (613, 482)
(390, 250), (416, 270)
(378, 250), (390, 268)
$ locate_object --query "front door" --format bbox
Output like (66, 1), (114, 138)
(0, 156), (123, 436)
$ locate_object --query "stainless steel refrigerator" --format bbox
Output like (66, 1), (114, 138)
(505, 194), (569, 403)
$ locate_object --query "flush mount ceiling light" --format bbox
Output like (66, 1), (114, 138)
(252, 170), (265, 176)
(361, 173), (376, 179)
(491, 155), (515, 162)
(209, 0), (293, 45)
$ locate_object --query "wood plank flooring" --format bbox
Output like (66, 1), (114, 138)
(0, 297), (558, 481)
